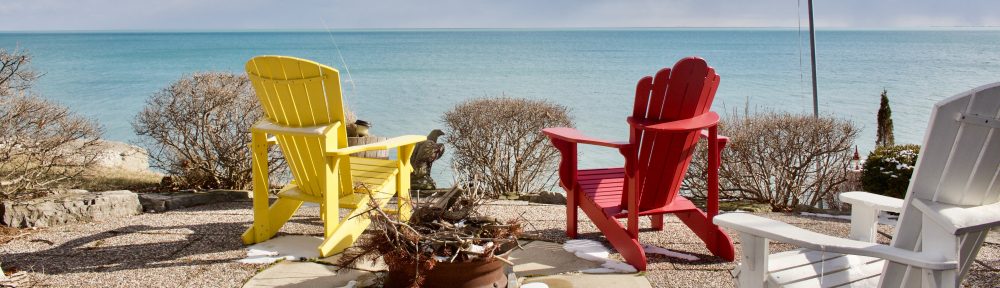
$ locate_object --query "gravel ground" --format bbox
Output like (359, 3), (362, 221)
(480, 201), (1000, 288)
(2, 199), (998, 287)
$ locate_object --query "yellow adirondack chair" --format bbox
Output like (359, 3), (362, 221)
(241, 55), (425, 257)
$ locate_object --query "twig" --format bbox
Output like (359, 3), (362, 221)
(492, 255), (515, 266)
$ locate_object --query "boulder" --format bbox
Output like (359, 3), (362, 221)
(138, 190), (249, 213)
(1, 190), (142, 228)
(524, 191), (567, 205)
(89, 140), (151, 172)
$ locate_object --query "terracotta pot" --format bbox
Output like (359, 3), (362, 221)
(384, 251), (511, 288)
(421, 256), (508, 288)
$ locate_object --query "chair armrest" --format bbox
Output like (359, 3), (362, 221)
(699, 129), (730, 144)
(628, 111), (720, 133)
(328, 135), (426, 156)
(913, 198), (1000, 235)
(714, 213), (958, 270)
(542, 127), (629, 148)
(840, 191), (904, 213)
(838, 192), (904, 242)
(252, 118), (341, 137)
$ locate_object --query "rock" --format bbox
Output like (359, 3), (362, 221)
(64, 140), (151, 172)
(55, 139), (153, 174)
(1, 190), (142, 228)
(137, 190), (249, 213)
(524, 191), (567, 205)
(91, 140), (151, 172)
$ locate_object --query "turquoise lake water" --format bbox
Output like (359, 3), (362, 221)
(2, 29), (1000, 184)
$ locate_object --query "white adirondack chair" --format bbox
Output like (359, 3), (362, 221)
(715, 82), (1000, 288)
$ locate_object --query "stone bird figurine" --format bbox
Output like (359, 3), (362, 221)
(410, 129), (445, 190)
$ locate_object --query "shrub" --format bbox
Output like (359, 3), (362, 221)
(133, 72), (285, 190)
(683, 112), (859, 211)
(443, 97), (572, 198)
(861, 144), (919, 199)
(0, 48), (38, 97)
(0, 49), (103, 200)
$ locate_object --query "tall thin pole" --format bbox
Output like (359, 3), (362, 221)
(807, 0), (819, 117)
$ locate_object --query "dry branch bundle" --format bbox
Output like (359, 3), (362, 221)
(337, 184), (523, 288)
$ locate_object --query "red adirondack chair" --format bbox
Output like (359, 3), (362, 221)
(542, 57), (735, 270)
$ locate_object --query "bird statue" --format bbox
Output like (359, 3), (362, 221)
(410, 129), (446, 190)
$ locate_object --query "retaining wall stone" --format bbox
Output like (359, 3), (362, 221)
(1, 190), (142, 228)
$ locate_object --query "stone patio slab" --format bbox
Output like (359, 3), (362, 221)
(510, 240), (604, 276)
(243, 261), (378, 288)
(521, 273), (652, 288)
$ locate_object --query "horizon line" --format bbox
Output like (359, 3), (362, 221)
(2, 26), (1000, 33)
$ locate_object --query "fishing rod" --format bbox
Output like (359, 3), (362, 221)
(321, 19), (358, 100)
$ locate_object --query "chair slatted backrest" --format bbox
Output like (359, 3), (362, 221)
(245, 56), (352, 198)
(628, 57), (720, 212)
(881, 83), (1000, 287)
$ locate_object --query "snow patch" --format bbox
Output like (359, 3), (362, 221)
(581, 260), (639, 274)
(239, 235), (324, 264)
(563, 239), (637, 274)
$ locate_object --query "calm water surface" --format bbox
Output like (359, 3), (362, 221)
(2, 29), (999, 183)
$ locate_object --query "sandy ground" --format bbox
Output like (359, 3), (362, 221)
(2, 199), (998, 287)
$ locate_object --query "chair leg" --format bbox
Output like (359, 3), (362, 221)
(566, 189), (578, 238)
(577, 195), (647, 270)
(651, 214), (664, 231)
(738, 232), (769, 288)
(318, 205), (370, 257)
(242, 198), (303, 244)
(675, 209), (736, 261)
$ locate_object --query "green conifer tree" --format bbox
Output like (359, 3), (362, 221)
(876, 89), (895, 147)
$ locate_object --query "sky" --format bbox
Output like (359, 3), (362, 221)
(1, 0), (999, 31)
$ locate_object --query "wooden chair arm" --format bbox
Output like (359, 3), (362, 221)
(840, 192), (904, 213)
(699, 129), (729, 145)
(252, 118), (341, 137)
(328, 135), (426, 156)
(838, 191), (904, 242)
(714, 213), (958, 270)
(913, 198), (1000, 235)
(542, 127), (629, 149)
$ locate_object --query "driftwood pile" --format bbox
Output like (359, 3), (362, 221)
(336, 186), (523, 287)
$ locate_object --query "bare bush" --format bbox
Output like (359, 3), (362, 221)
(683, 112), (858, 211)
(443, 97), (572, 198)
(0, 48), (39, 96)
(133, 72), (285, 190)
(0, 49), (102, 201)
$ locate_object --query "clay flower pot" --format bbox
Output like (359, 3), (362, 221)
(384, 249), (513, 288)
